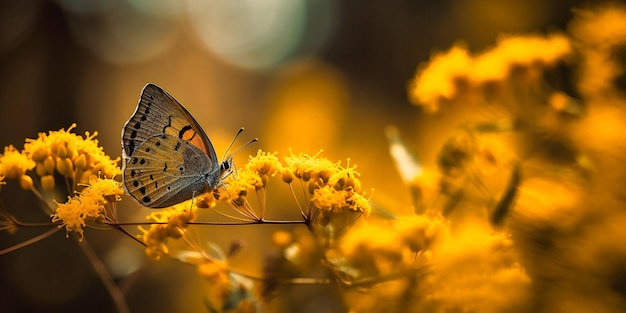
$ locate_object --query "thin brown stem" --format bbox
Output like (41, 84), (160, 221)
(0, 227), (60, 255)
(77, 236), (131, 313)
(107, 219), (307, 227)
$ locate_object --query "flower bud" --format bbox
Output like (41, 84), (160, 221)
(41, 175), (55, 192)
(43, 156), (55, 174)
(57, 144), (68, 159)
(75, 154), (87, 170)
(19, 175), (34, 190)
(281, 169), (294, 184)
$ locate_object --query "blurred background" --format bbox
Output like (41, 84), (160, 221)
(0, 0), (586, 312)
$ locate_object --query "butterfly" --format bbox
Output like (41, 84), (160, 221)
(121, 83), (234, 208)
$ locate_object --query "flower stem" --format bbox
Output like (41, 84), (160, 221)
(0, 227), (60, 255)
(77, 236), (131, 313)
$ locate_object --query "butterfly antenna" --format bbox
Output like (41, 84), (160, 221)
(222, 127), (245, 159)
(222, 127), (258, 160)
(229, 137), (258, 157)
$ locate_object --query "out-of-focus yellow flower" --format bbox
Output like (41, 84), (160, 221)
(427, 223), (530, 312)
(473, 34), (571, 82)
(200, 260), (257, 313)
(138, 201), (197, 260)
(571, 5), (626, 99)
(338, 222), (405, 276)
(571, 4), (626, 49)
(395, 215), (448, 253)
(408, 44), (472, 112)
(408, 34), (571, 112)
(50, 178), (123, 241)
(0, 145), (35, 182)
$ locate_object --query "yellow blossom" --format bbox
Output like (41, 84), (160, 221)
(338, 222), (405, 276)
(427, 223), (530, 312)
(408, 34), (571, 112)
(221, 170), (256, 204)
(244, 150), (283, 188)
(0, 145), (35, 179)
(284, 150), (340, 182)
(408, 44), (472, 112)
(138, 201), (197, 259)
(394, 215), (448, 253)
(571, 4), (626, 49)
(215, 150), (283, 204)
(472, 34), (571, 83)
(311, 186), (371, 227)
(50, 178), (123, 241)
(571, 5), (626, 98)
(85, 176), (125, 202)
(22, 124), (121, 186)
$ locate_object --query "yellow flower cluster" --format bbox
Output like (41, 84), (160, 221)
(284, 152), (371, 225)
(570, 4), (626, 99)
(220, 150), (284, 206)
(213, 150), (371, 230)
(199, 260), (257, 313)
(138, 201), (197, 260)
(50, 177), (123, 241)
(0, 145), (35, 190)
(425, 224), (530, 313)
(335, 215), (447, 278)
(21, 123), (121, 192)
(408, 34), (571, 112)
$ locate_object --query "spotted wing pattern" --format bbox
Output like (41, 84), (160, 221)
(121, 83), (219, 208)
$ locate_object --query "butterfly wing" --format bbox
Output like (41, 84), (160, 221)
(121, 83), (220, 208)
(123, 134), (216, 208)
(122, 83), (218, 163)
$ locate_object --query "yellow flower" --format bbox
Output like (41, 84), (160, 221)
(571, 4), (626, 49)
(23, 124), (121, 186)
(283, 151), (371, 229)
(244, 150), (283, 188)
(571, 5), (626, 98)
(216, 150), (283, 204)
(50, 178), (123, 241)
(84, 176), (125, 203)
(222, 168), (258, 200)
(138, 201), (197, 259)
(408, 44), (472, 112)
(0, 145), (35, 180)
(472, 34), (571, 83)
(427, 223), (529, 312)
(394, 215), (448, 253)
(284, 150), (340, 183)
(408, 34), (571, 112)
(338, 222), (405, 276)
(311, 186), (370, 216)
